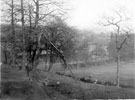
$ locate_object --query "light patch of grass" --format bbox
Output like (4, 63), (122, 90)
(65, 62), (135, 87)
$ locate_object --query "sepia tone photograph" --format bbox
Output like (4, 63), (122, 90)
(0, 0), (135, 99)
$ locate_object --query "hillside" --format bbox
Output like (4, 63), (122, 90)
(1, 64), (135, 100)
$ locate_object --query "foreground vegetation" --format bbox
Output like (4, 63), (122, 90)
(1, 63), (135, 100)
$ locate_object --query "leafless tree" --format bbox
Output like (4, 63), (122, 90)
(32, 0), (66, 27)
(33, 0), (39, 28)
(2, 0), (70, 78)
(102, 10), (131, 87)
(11, 0), (15, 67)
(2, 0), (16, 66)
(20, 0), (25, 69)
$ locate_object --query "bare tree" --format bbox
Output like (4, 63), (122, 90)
(28, 4), (33, 30)
(2, 0), (16, 66)
(20, 0), (25, 69)
(33, 0), (39, 28)
(102, 10), (131, 87)
(11, 0), (15, 67)
(32, 0), (66, 27)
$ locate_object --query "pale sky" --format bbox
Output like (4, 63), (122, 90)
(1, 0), (135, 32)
(66, 0), (135, 31)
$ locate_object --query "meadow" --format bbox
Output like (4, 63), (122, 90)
(64, 62), (135, 87)
(1, 61), (135, 99)
(41, 61), (135, 87)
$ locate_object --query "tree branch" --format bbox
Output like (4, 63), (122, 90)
(39, 10), (56, 20)
(118, 32), (129, 51)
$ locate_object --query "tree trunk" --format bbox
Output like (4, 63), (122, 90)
(116, 27), (120, 87)
(48, 51), (53, 71)
(116, 50), (120, 87)
(44, 53), (48, 71)
(4, 43), (8, 65)
(20, 0), (25, 70)
(11, 0), (15, 67)
(35, 0), (39, 28)
(28, 5), (32, 33)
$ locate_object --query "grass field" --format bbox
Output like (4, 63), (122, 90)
(65, 62), (135, 87)
(38, 61), (135, 86)
(1, 61), (135, 99)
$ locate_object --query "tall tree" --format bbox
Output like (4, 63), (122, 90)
(20, 0), (25, 69)
(102, 10), (131, 87)
(33, 0), (39, 28)
(3, 0), (16, 66)
(11, 0), (15, 67)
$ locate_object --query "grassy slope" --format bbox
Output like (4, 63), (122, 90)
(39, 70), (135, 99)
(1, 63), (135, 99)
(1, 67), (69, 100)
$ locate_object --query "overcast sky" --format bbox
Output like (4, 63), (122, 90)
(66, 0), (135, 31)
(1, 0), (135, 32)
